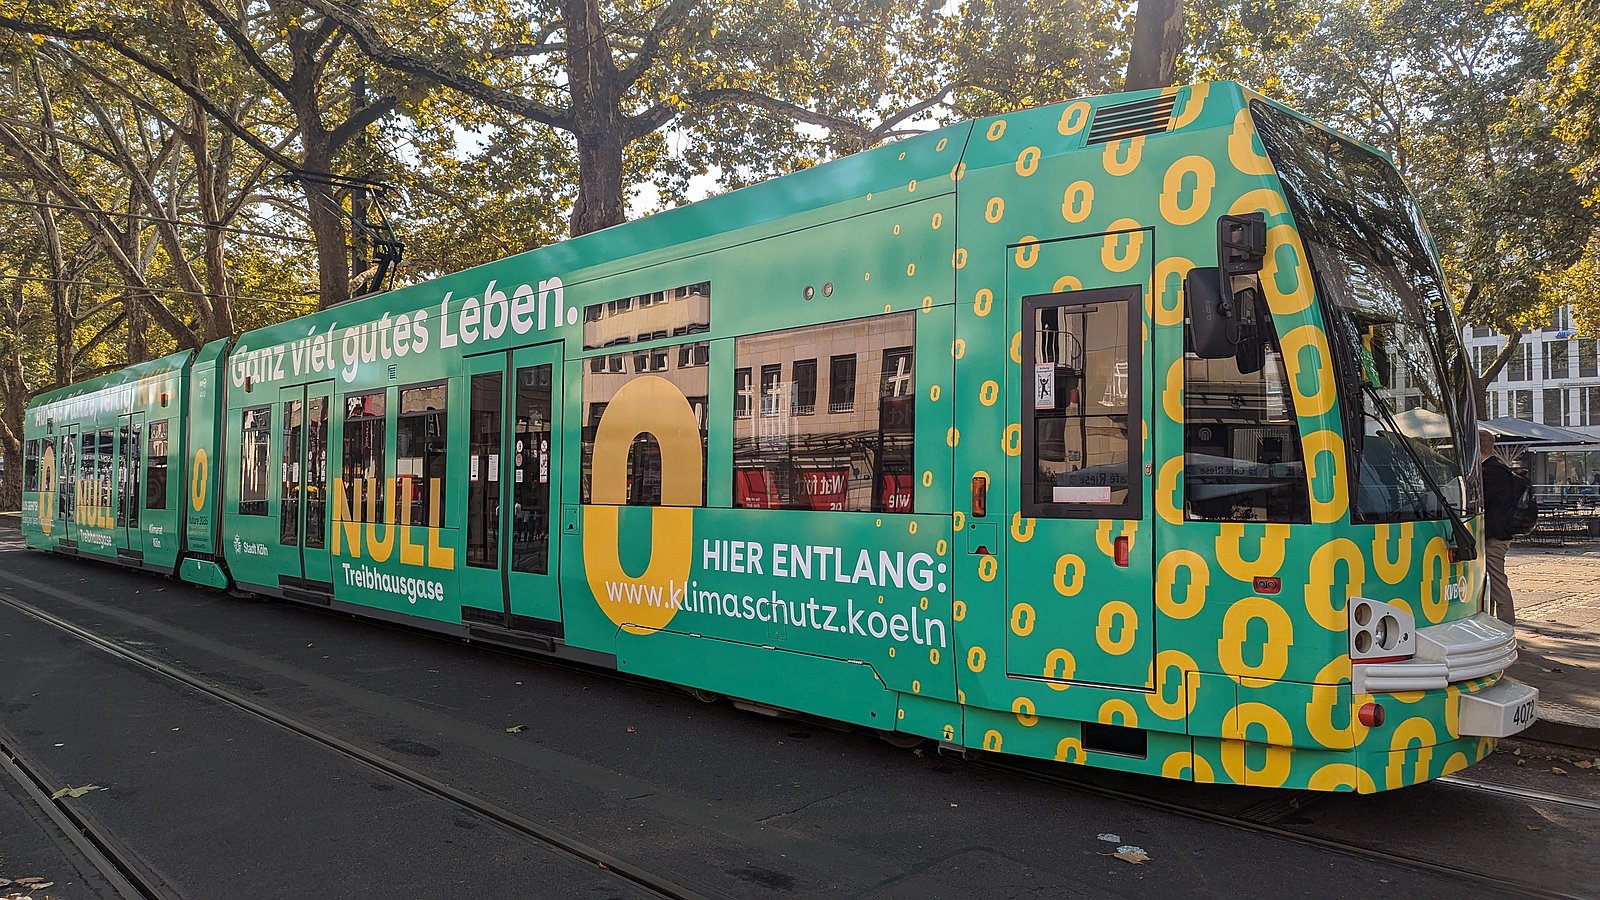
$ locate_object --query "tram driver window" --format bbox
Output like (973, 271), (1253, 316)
(1023, 290), (1139, 519)
(1182, 288), (1309, 522)
(239, 406), (272, 516)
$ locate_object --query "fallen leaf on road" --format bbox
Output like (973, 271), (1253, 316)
(1098, 833), (1121, 843)
(1111, 845), (1150, 864)
(14, 878), (45, 885)
(949, 802), (959, 808)
(626, 725), (637, 733)
(1552, 767), (1568, 776)
(1528, 824), (1542, 831)
(505, 724), (527, 734)
(1575, 760), (1594, 769)
(1517, 759), (1526, 766)
(50, 784), (104, 799)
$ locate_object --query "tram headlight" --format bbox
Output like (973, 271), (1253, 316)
(1348, 597), (1416, 662)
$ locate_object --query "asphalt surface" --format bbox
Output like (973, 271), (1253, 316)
(1, 536), (1597, 899)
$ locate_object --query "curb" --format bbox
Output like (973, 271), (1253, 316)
(1524, 719), (1600, 754)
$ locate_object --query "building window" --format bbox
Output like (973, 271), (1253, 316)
(829, 355), (857, 413)
(1545, 340), (1570, 380)
(1511, 389), (1532, 420)
(1507, 342), (1531, 382)
(733, 313), (917, 513)
(1487, 392), (1500, 420)
(734, 367), (753, 419)
(341, 391), (387, 524)
(759, 364), (783, 417)
(792, 358), (817, 415)
(1582, 341), (1599, 378)
(239, 406), (272, 516)
(1544, 388), (1566, 426)
(397, 383), (448, 528)
(1586, 387), (1600, 427)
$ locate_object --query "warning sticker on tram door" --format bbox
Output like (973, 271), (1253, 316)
(1034, 363), (1055, 410)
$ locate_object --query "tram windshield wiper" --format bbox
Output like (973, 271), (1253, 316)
(1361, 382), (1477, 560)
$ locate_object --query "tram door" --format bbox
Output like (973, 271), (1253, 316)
(117, 413), (143, 554)
(460, 343), (564, 629)
(1002, 234), (1156, 690)
(59, 424), (79, 544)
(279, 382), (334, 591)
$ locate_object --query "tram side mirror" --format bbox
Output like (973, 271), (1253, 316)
(1186, 213), (1269, 360)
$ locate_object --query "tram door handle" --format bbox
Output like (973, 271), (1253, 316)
(971, 474), (988, 518)
(1114, 535), (1130, 567)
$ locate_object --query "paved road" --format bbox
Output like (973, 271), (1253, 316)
(1508, 546), (1600, 729)
(1, 540), (1596, 899)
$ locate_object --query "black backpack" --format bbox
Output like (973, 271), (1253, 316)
(1504, 468), (1539, 537)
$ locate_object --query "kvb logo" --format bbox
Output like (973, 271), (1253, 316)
(583, 376), (703, 634)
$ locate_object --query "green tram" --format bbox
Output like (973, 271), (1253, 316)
(22, 82), (1537, 792)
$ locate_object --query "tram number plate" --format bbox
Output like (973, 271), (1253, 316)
(1512, 698), (1536, 728)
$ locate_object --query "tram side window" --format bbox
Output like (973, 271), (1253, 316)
(118, 423), (140, 528)
(1023, 290), (1139, 518)
(239, 406), (272, 516)
(24, 440), (38, 492)
(1183, 292), (1309, 522)
(511, 365), (553, 573)
(59, 435), (74, 520)
(397, 383), (448, 528)
(467, 373), (502, 569)
(733, 312), (917, 513)
(581, 341), (709, 506)
(81, 432), (98, 519)
(145, 420), (169, 510)
(342, 392), (387, 524)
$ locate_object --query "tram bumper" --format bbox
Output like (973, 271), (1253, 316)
(1455, 676), (1538, 738)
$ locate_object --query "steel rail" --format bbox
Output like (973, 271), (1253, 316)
(0, 731), (172, 899)
(1437, 774), (1600, 813)
(0, 589), (724, 900)
(977, 757), (1587, 900)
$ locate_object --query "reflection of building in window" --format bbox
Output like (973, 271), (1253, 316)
(792, 359), (817, 415)
(734, 313), (916, 513)
(342, 392), (386, 523)
(397, 383), (448, 527)
(829, 355), (857, 413)
(734, 368), (753, 419)
(582, 282), (710, 350)
(239, 406), (272, 516)
(581, 340), (709, 506)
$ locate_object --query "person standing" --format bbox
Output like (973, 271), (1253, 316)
(1480, 428), (1517, 626)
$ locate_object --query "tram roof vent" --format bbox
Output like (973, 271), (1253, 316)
(1085, 94), (1177, 146)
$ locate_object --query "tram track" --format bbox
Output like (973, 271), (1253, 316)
(0, 589), (722, 900)
(4, 560), (1595, 899)
(0, 730), (171, 899)
(976, 756), (1593, 900)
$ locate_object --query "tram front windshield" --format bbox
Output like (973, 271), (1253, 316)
(1252, 101), (1480, 523)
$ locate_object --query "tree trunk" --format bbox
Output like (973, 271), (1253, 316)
(1125, 0), (1185, 92)
(302, 141), (352, 308)
(1474, 330), (1523, 418)
(563, 0), (627, 237)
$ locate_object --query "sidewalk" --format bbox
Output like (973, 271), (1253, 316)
(1505, 545), (1600, 748)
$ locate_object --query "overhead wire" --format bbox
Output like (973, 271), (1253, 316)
(0, 274), (319, 308)
(0, 195), (315, 244)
